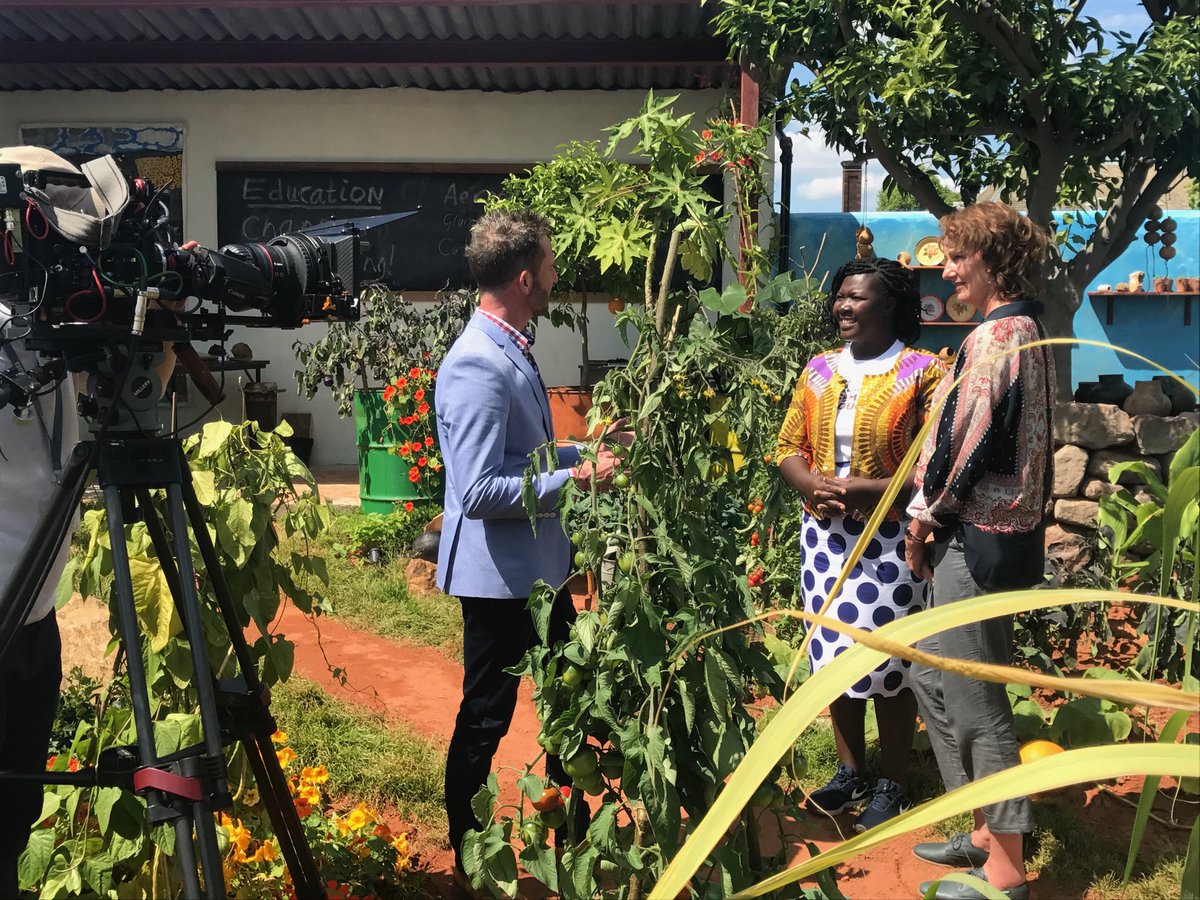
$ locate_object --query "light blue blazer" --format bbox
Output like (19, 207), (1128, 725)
(435, 310), (581, 599)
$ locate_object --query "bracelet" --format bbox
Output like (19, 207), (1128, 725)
(904, 526), (923, 543)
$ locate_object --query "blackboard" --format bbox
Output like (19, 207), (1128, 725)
(215, 164), (516, 292)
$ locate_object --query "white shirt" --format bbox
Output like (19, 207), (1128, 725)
(833, 339), (904, 476)
(0, 302), (81, 625)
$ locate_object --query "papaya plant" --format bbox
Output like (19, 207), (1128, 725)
(21, 421), (331, 896)
(462, 92), (839, 898)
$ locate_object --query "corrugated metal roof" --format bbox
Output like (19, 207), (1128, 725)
(0, 1), (734, 92)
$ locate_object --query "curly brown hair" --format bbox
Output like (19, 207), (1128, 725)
(939, 202), (1051, 300)
(465, 208), (550, 292)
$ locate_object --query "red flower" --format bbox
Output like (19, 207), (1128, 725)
(382, 384), (396, 402)
(425, 436), (435, 447)
(701, 129), (713, 139)
(426, 368), (436, 378)
(693, 152), (706, 165)
(409, 367), (421, 378)
(398, 442), (412, 456)
(396, 376), (408, 390)
(417, 401), (430, 416)
(403, 501), (414, 512)
(413, 388), (425, 402)
(418, 456), (428, 467)
(408, 467), (421, 483)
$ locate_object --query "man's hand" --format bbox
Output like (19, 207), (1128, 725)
(904, 524), (935, 583)
(572, 446), (624, 490)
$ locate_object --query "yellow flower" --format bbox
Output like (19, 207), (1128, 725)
(333, 815), (352, 837)
(345, 802), (374, 831)
(241, 787), (260, 807)
(300, 765), (329, 786)
(298, 784), (321, 805)
(276, 746), (298, 769)
(392, 832), (412, 873)
(249, 839), (279, 864)
(271, 729), (288, 744)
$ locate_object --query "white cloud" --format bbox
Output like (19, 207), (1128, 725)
(772, 124), (882, 212)
(796, 175), (842, 201)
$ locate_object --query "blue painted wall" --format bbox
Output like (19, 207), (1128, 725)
(788, 210), (1199, 390)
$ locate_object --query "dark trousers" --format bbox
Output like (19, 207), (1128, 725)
(445, 588), (576, 869)
(0, 613), (62, 897)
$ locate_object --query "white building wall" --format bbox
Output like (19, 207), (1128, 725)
(0, 88), (725, 465)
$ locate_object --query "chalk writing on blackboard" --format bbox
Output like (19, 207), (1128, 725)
(216, 166), (514, 291)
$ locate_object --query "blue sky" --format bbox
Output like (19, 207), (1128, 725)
(777, 0), (1153, 212)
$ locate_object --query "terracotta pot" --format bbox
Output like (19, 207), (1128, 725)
(1153, 276), (1172, 293)
(1091, 374), (1133, 407)
(547, 386), (596, 442)
(1123, 380), (1171, 417)
(1153, 375), (1198, 414)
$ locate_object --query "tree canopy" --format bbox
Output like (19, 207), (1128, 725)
(715, 0), (1199, 369)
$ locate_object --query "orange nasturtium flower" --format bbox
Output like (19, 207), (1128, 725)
(409, 467), (421, 483)
(345, 802), (375, 831)
(382, 384), (396, 402)
(412, 388), (425, 401)
(425, 436), (435, 447)
(409, 367), (421, 378)
(404, 501), (414, 512)
(418, 456), (428, 467)
(417, 401), (431, 416)
(395, 376), (408, 390)
(271, 729), (288, 744)
(300, 764), (329, 785)
(276, 746), (298, 769)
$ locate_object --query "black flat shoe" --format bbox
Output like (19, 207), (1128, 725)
(913, 832), (990, 868)
(917, 868), (1029, 899)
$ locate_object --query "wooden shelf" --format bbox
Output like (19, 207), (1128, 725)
(923, 320), (979, 327)
(1088, 291), (1196, 326)
(907, 264), (946, 271)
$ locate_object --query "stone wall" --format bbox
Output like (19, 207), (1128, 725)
(1046, 403), (1198, 570)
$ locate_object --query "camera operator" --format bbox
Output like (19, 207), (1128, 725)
(0, 299), (79, 896)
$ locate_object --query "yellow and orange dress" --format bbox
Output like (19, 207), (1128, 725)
(776, 341), (946, 697)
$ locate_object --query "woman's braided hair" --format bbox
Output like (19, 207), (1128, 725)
(826, 256), (922, 346)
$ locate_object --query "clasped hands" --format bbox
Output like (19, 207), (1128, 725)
(805, 473), (886, 519)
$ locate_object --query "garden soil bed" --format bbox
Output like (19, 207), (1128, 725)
(54, 586), (1195, 898)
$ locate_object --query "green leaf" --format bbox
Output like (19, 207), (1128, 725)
(93, 786), (123, 835)
(519, 841), (560, 894)
(1048, 697), (1132, 748)
(196, 420), (235, 458)
(17, 828), (54, 890)
(1123, 709), (1189, 882)
(1182, 815), (1199, 900)
(698, 284), (749, 315)
(127, 555), (181, 652)
(190, 469), (216, 506)
(517, 772), (543, 804)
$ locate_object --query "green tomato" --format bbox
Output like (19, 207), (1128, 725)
(537, 730), (563, 755)
(541, 805), (567, 829)
(560, 664), (586, 690)
(750, 781), (775, 808)
(570, 531), (585, 547)
(617, 551), (635, 575)
(520, 818), (548, 847)
(563, 749), (598, 780)
(613, 473), (630, 490)
(573, 550), (587, 568)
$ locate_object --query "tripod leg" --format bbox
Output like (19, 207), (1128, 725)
(174, 447), (324, 898)
(102, 483), (206, 900)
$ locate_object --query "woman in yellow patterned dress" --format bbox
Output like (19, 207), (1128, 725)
(776, 256), (946, 831)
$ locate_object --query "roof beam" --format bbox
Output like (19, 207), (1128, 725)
(1, 37), (730, 67)
(0, 0), (704, 8)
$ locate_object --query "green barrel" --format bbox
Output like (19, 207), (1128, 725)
(354, 389), (442, 514)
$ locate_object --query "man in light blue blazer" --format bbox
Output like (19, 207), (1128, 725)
(436, 209), (620, 881)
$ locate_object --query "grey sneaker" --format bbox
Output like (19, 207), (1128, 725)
(854, 777), (912, 832)
(913, 832), (990, 868)
(805, 763), (870, 816)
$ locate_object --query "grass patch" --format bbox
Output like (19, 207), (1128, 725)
(284, 508), (462, 657)
(270, 676), (448, 840)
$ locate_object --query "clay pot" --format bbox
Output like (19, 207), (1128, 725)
(1153, 276), (1172, 293)
(1091, 374), (1134, 407)
(1153, 375), (1198, 414)
(1123, 380), (1172, 417)
(1073, 381), (1099, 402)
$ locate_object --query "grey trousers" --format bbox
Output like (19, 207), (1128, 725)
(912, 535), (1034, 835)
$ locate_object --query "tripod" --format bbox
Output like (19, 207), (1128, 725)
(0, 435), (324, 900)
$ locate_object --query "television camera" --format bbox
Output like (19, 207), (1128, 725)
(0, 148), (411, 431)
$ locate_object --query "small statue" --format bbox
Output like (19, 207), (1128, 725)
(1128, 270), (1145, 292)
(856, 225), (875, 259)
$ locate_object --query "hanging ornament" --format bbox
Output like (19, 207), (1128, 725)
(1144, 231), (1161, 245)
(1161, 217), (1177, 232)
(1160, 246), (1177, 261)
(1161, 231), (1177, 247)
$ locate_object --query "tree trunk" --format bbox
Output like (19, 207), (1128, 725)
(1039, 270), (1080, 400)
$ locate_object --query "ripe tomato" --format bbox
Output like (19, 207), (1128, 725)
(531, 787), (564, 813)
(608, 297), (626, 314)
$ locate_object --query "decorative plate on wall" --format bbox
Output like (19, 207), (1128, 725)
(919, 294), (945, 321)
(915, 236), (944, 266)
(946, 294), (976, 322)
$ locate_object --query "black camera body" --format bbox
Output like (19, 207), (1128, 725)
(0, 159), (364, 338)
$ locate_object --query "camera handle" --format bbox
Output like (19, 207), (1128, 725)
(0, 438), (323, 900)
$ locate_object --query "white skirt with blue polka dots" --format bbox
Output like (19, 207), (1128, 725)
(799, 512), (928, 699)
